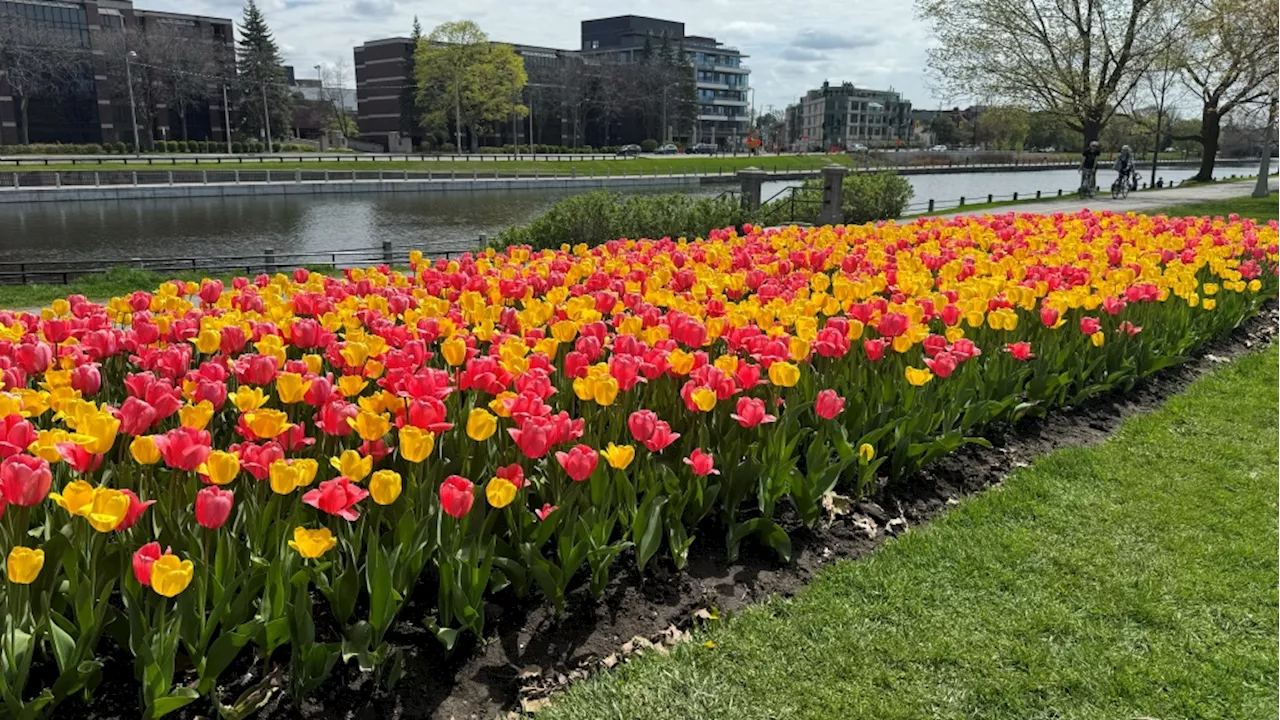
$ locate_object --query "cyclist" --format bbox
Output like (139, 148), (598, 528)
(1114, 144), (1136, 192)
(1080, 140), (1101, 197)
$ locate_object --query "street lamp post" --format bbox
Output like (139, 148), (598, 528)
(222, 85), (232, 154)
(125, 50), (140, 155)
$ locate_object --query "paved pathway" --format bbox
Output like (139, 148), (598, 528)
(933, 178), (1276, 219)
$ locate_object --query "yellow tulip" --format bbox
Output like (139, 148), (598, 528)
(150, 554), (194, 597)
(768, 361), (801, 388)
(858, 443), (876, 463)
(276, 372), (312, 404)
(6, 546), (44, 585)
(337, 375), (369, 398)
(130, 435), (162, 465)
(713, 355), (740, 376)
(289, 527), (337, 559)
(788, 337), (810, 362)
(348, 409), (392, 442)
(49, 480), (97, 517)
(192, 328), (221, 355)
(269, 458), (318, 494)
(441, 337), (468, 367)
(1202, 298), (1216, 311)
(667, 349), (695, 375)
(340, 341), (370, 368)
(592, 377), (620, 407)
(600, 443), (636, 470)
(329, 449), (373, 482)
(179, 401), (215, 431)
(550, 320), (578, 343)
(244, 409), (291, 439)
(1091, 331), (1106, 347)
(485, 477), (518, 509)
(87, 488), (130, 532)
(489, 391), (516, 418)
(231, 386), (269, 413)
(302, 354), (324, 376)
(369, 469), (402, 505)
(202, 450), (241, 486)
(904, 366), (934, 386)
(691, 387), (717, 412)
(398, 426), (436, 463)
(75, 411), (120, 454)
(466, 408), (498, 441)
(29, 428), (69, 463)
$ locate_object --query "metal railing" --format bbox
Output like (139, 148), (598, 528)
(0, 240), (486, 286)
(0, 152), (619, 167)
(757, 186), (823, 225)
(900, 176), (1200, 215)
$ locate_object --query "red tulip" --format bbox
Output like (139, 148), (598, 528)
(1, 415), (38, 459)
(1005, 342), (1035, 360)
(924, 352), (958, 379)
(0, 454), (52, 506)
(71, 364), (102, 395)
(627, 410), (658, 442)
(404, 397), (453, 434)
(41, 319), (72, 344)
(555, 444), (599, 482)
(509, 418), (553, 459)
(496, 463), (525, 488)
(439, 475), (474, 519)
(290, 318), (324, 349)
(132, 542), (167, 585)
(303, 375), (334, 407)
(117, 397), (158, 436)
(302, 477), (369, 521)
(922, 334), (948, 358)
(643, 421), (680, 452)
(195, 486), (234, 529)
(55, 443), (103, 474)
(1102, 296), (1126, 315)
(315, 400), (359, 437)
(219, 325), (248, 355)
(814, 389), (846, 420)
(1040, 306), (1060, 328)
(950, 338), (981, 362)
(194, 379), (228, 410)
(876, 312), (910, 338)
(198, 279), (223, 305)
(1080, 316), (1102, 335)
(115, 489), (155, 532)
(730, 397), (776, 428)
(534, 503), (557, 521)
(734, 362), (762, 390)
(152, 426), (212, 472)
(1117, 320), (1143, 337)
(14, 342), (52, 375)
(683, 448), (719, 476)
(863, 338), (888, 361)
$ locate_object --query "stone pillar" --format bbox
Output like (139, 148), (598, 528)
(818, 164), (849, 225)
(736, 166), (767, 212)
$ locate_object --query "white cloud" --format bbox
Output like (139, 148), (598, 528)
(141, 0), (946, 110)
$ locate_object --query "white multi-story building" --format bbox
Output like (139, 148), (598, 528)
(791, 81), (913, 150)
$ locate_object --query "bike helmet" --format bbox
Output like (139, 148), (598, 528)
(1089, 140), (1100, 148)
(1122, 144), (1131, 152)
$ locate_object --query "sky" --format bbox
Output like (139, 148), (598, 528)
(144, 0), (948, 114)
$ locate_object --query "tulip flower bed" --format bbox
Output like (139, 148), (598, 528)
(0, 211), (1276, 718)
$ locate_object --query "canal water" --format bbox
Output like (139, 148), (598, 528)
(0, 166), (1220, 264)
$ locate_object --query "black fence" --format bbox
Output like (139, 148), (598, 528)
(0, 241), (485, 286)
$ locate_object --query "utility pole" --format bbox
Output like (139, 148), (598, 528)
(125, 51), (140, 154)
(1253, 92), (1276, 199)
(528, 89), (535, 158)
(662, 86), (668, 143)
(455, 74), (463, 153)
(222, 84), (233, 154)
(260, 81), (273, 153)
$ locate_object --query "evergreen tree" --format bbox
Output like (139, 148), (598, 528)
(234, 0), (292, 150)
(402, 15), (424, 143)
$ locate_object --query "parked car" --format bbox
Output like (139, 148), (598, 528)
(655, 143), (679, 154)
(849, 143), (869, 152)
(1041, 146), (1056, 153)
(690, 143), (719, 154)
(616, 144), (642, 156)
(929, 144), (948, 152)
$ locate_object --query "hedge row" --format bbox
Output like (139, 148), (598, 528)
(0, 141), (316, 156)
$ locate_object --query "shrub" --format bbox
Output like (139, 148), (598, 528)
(231, 141), (244, 154)
(495, 190), (753, 251)
(177, 141), (189, 153)
(640, 139), (659, 153)
(114, 141), (128, 154)
(762, 172), (914, 226)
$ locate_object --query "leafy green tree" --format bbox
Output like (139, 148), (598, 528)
(414, 21), (528, 152)
(975, 106), (1031, 150)
(234, 0), (292, 150)
(929, 113), (962, 146)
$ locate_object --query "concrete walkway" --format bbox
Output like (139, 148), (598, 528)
(933, 178), (1277, 219)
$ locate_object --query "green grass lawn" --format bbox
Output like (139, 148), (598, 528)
(1148, 192), (1278, 223)
(540, 343), (1280, 720)
(4, 154), (851, 175)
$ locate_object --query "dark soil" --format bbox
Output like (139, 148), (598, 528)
(59, 304), (1278, 720)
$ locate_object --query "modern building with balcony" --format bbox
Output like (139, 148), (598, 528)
(579, 15), (750, 147)
(0, 0), (235, 146)
(793, 81), (913, 150)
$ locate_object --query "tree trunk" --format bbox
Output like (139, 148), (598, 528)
(19, 96), (29, 145)
(1193, 108), (1221, 182)
(1080, 115), (1103, 147)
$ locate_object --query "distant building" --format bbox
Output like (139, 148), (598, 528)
(579, 15), (751, 147)
(353, 14), (753, 151)
(793, 81), (912, 150)
(0, 0), (235, 146)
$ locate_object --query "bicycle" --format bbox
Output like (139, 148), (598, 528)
(1078, 167), (1097, 199)
(1111, 171), (1131, 199)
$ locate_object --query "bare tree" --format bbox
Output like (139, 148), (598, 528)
(319, 57), (355, 135)
(917, 0), (1192, 144)
(143, 25), (220, 141)
(0, 13), (91, 144)
(1178, 0), (1278, 180)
